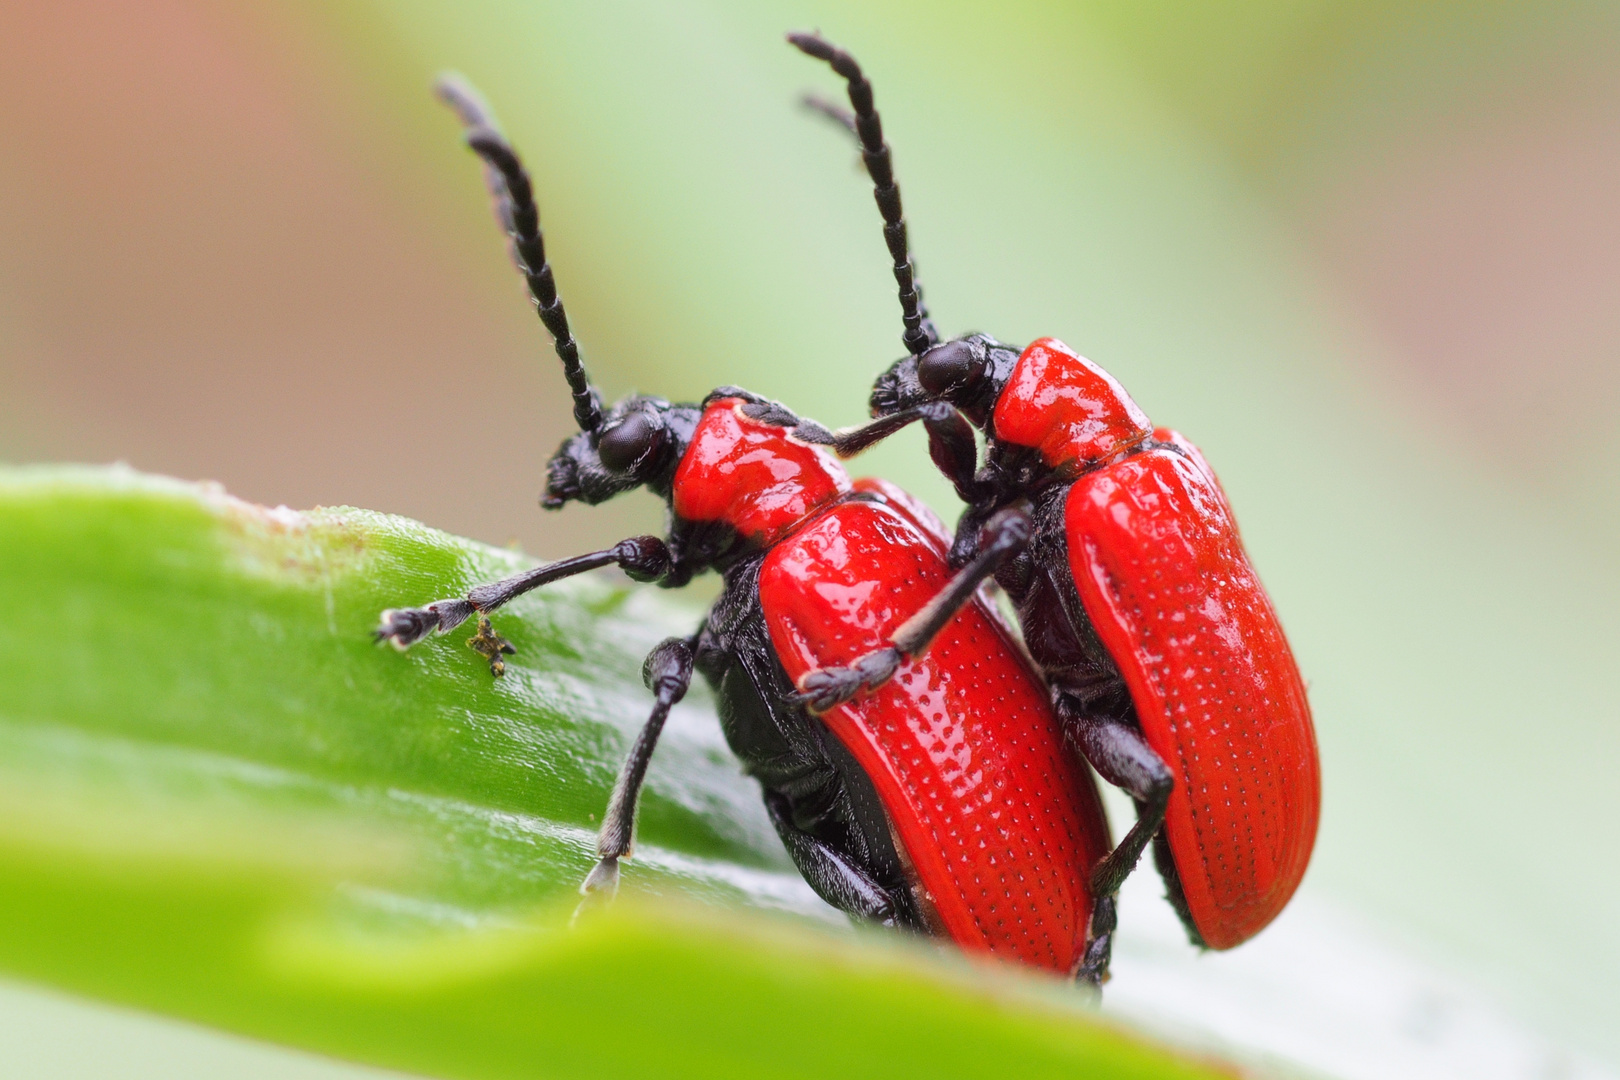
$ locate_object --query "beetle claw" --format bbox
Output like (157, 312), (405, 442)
(580, 856), (620, 898)
(1072, 892), (1117, 989)
(374, 607), (436, 648)
(375, 598), (477, 648)
(571, 857), (621, 927)
(794, 647), (905, 713)
(793, 667), (864, 713)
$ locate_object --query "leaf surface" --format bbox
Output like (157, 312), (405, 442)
(0, 466), (1236, 1080)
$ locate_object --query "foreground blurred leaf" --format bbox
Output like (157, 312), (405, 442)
(0, 465), (1238, 1079)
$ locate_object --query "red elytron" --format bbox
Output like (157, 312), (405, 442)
(791, 37), (1319, 975)
(377, 76), (1116, 979)
(1027, 343), (1318, 949)
(765, 474), (1110, 971)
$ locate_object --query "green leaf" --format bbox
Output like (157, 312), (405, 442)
(0, 465), (1236, 1080)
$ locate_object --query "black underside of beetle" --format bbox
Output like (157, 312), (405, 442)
(998, 485), (1135, 719)
(694, 520), (927, 933)
(992, 480), (1204, 949)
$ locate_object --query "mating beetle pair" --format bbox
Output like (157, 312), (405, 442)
(378, 33), (1319, 983)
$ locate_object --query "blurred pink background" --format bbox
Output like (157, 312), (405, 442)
(5, 2), (1617, 558)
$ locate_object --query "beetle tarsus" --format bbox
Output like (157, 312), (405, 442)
(377, 537), (675, 673)
(580, 856), (620, 898)
(794, 646), (903, 712)
(1072, 712), (1174, 900)
(374, 598), (476, 647)
(571, 857), (621, 926)
(792, 503), (1032, 707)
(1153, 830), (1207, 949)
(570, 636), (697, 905)
(1074, 892), (1117, 988)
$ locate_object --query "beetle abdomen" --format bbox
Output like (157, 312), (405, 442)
(762, 495), (1111, 972)
(1065, 436), (1319, 949)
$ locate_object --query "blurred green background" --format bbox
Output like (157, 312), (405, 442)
(1, 0), (1617, 1074)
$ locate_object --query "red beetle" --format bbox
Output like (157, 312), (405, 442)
(376, 75), (1114, 976)
(790, 34), (1320, 978)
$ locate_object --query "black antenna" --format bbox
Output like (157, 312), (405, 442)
(788, 33), (938, 356)
(435, 74), (603, 434)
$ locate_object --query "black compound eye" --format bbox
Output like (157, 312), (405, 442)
(916, 339), (986, 398)
(596, 411), (663, 474)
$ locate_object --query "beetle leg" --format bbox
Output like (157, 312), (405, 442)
(1072, 712), (1173, 894)
(762, 790), (910, 929)
(1074, 892), (1117, 989)
(1152, 829), (1207, 949)
(794, 503), (1031, 712)
(574, 635), (697, 915)
(822, 396), (972, 498)
(921, 410), (985, 505)
(374, 536), (672, 671)
(828, 403), (983, 504)
(1066, 710), (1174, 983)
(819, 401), (987, 503)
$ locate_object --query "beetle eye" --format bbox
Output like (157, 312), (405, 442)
(917, 339), (986, 398)
(596, 411), (663, 474)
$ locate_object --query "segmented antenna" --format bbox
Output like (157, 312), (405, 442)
(788, 33), (938, 356)
(434, 74), (603, 434)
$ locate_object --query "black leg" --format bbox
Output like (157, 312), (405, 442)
(922, 410), (983, 505)
(789, 32), (938, 355)
(1152, 829), (1206, 949)
(1065, 708), (1175, 986)
(787, 400), (983, 505)
(794, 503), (1031, 712)
(375, 536), (672, 674)
(823, 402), (932, 457)
(576, 636), (697, 907)
(1074, 892), (1117, 990)
(763, 791), (908, 928)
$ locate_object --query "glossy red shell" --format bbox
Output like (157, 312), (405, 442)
(1064, 433), (1319, 949)
(992, 338), (1152, 470)
(850, 476), (951, 541)
(761, 493), (1112, 972)
(671, 398), (851, 546)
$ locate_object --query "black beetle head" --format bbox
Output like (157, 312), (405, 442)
(869, 334), (1017, 425)
(543, 394), (697, 509)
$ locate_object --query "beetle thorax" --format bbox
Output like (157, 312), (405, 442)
(990, 338), (1152, 471)
(670, 398), (852, 547)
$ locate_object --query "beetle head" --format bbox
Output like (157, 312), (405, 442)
(543, 394), (698, 509)
(869, 333), (1021, 428)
